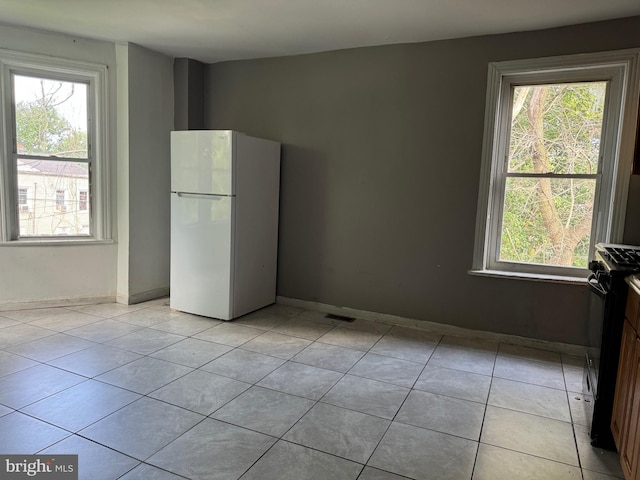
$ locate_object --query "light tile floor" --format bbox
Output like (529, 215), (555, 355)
(0, 299), (625, 480)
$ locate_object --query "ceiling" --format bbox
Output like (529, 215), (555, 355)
(1, 0), (640, 64)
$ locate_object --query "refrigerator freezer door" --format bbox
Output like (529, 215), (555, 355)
(171, 130), (234, 195)
(170, 192), (235, 320)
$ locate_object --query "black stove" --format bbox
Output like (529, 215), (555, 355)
(597, 245), (640, 271)
(585, 243), (640, 450)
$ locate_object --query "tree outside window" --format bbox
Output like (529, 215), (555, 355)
(499, 82), (605, 268)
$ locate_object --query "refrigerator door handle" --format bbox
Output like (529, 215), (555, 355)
(176, 192), (225, 200)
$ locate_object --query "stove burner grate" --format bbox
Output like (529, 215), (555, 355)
(603, 247), (640, 268)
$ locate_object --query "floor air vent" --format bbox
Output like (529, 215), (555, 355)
(325, 313), (356, 322)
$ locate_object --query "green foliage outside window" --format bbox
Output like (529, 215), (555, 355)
(14, 77), (88, 159)
(499, 82), (606, 267)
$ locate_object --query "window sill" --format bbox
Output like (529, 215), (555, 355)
(468, 269), (588, 285)
(0, 238), (115, 247)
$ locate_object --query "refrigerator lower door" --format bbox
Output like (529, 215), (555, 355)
(170, 192), (234, 320)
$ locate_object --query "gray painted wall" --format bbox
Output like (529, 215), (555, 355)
(117, 43), (173, 303)
(203, 16), (640, 345)
(174, 58), (204, 130)
(128, 44), (174, 301)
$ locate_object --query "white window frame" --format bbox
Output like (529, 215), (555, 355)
(472, 50), (640, 280)
(0, 49), (110, 243)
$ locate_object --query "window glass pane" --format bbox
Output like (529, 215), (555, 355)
(499, 177), (596, 268)
(13, 74), (88, 158)
(17, 159), (90, 237)
(508, 82), (606, 174)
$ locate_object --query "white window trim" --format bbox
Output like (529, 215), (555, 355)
(472, 49), (640, 279)
(0, 48), (111, 243)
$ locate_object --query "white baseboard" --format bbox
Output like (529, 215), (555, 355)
(0, 295), (116, 312)
(276, 295), (589, 357)
(117, 287), (170, 306)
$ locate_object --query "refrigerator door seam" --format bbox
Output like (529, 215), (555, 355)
(173, 192), (235, 198)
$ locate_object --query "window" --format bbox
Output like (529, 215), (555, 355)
(55, 190), (65, 211)
(17, 187), (28, 212)
(17, 188), (27, 205)
(473, 50), (640, 279)
(79, 190), (88, 211)
(0, 49), (109, 241)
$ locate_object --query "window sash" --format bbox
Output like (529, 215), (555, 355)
(488, 75), (615, 275)
(16, 154), (91, 163)
(16, 156), (92, 237)
(492, 175), (602, 275)
(503, 173), (600, 179)
(11, 72), (90, 161)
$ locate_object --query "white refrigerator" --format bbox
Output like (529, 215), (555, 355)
(170, 130), (281, 320)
